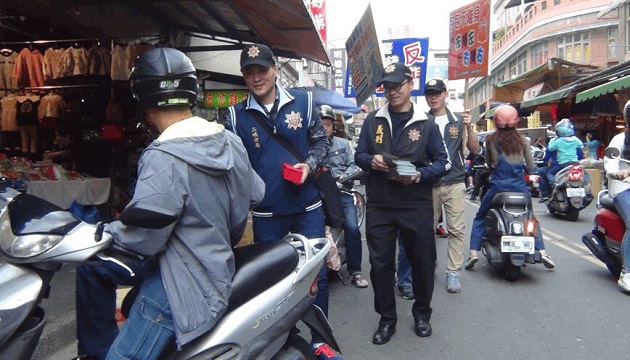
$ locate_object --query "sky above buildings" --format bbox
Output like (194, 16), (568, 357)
(326, 0), (478, 49)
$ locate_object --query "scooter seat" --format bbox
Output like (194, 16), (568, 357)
(228, 240), (299, 310)
(490, 192), (531, 209)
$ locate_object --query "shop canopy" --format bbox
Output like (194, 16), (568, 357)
(492, 58), (596, 103)
(0, 0), (330, 65)
(520, 60), (630, 109)
(575, 75), (630, 103)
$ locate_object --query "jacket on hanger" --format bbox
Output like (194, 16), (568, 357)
(87, 45), (111, 76)
(16, 93), (40, 127)
(13, 48), (45, 88)
(0, 93), (18, 131)
(58, 47), (89, 77)
(43, 47), (65, 80)
(0, 50), (17, 95)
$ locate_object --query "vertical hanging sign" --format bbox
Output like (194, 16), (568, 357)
(448, 0), (491, 80)
(309, 0), (327, 46)
(329, 48), (346, 94)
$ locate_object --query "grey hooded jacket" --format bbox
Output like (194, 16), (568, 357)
(107, 117), (265, 346)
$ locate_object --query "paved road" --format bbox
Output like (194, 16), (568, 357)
(45, 197), (629, 359)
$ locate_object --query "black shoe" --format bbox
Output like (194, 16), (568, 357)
(372, 324), (396, 345)
(414, 319), (432, 337)
(396, 286), (415, 300)
(538, 196), (550, 203)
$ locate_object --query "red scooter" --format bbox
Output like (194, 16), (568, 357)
(582, 189), (623, 276)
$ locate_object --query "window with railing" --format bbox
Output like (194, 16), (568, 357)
(609, 27), (618, 58)
(531, 41), (549, 67)
(557, 32), (591, 63)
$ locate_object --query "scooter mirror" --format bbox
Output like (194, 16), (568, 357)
(118, 202), (178, 229)
(605, 146), (621, 159)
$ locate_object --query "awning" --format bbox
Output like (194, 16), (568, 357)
(520, 86), (574, 109)
(493, 58), (596, 103)
(0, 0), (330, 65)
(575, 75), (630, 103)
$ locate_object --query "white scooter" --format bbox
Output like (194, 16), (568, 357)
(0, 187), (339, 359)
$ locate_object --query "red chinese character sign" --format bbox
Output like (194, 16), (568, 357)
(448, 0), (491, 80)
(308, 0), (327, 45)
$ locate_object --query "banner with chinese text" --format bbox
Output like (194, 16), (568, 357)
(329, 48), (346, 95)
(308, 0), (327, 45)
(448, 0), (491, 80)
(375, 38), (429, 97)
(204, 90), (249, 109)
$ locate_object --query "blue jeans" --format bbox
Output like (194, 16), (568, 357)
(341, 192), (362, 275)
(76, 261), (146, 359)
(396, 242), (412, 288)
(613, 189), (630, 272)
(106, 266), (175, 360)
(539, 162), (575, 196)
(253, 208), (327, 343)
(469, 185), (545, 251)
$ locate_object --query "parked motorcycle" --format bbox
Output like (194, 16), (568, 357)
(481, 192), (545, 281)
(0, 188), (339, 359)
(546, 163), (594, 221)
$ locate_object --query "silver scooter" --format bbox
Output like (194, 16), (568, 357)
(0, 187), (339, 359)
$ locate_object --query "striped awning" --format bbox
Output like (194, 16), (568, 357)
(575, 75), (630, 103)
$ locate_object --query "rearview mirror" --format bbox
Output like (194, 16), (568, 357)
(118, 203), (178, 229)
(605, 147), (621, 159)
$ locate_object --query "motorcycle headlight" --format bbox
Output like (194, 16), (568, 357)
(0, 215), (63, 258)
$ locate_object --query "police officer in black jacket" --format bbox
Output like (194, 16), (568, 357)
(355, 62), (451, 345)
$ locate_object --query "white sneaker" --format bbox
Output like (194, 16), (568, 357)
(618, 271), (630, 293)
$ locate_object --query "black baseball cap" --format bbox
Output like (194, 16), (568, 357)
(424, 78), (447, 93)
(378, 62), (412, 86)
(240, 43), (275, 70)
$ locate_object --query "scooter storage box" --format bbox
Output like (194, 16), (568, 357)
(596, 208), (625, 242)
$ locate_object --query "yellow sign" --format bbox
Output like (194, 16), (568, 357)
(527, 111), (541, 128)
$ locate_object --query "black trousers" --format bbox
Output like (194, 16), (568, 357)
(366, 205), (436, 326)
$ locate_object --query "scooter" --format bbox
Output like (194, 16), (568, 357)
(525, 145), (546, 198)
(581, 147), (625, 277)
(481, 192), (545, 281)
(581, 189), (623, 277)
(0, 187), (339, 359)
(546, 163), (594, 221)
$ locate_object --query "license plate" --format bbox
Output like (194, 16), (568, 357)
(566, 188), (585, 197)
(501, 236), (535, 254)
(533, 182), (539, 188)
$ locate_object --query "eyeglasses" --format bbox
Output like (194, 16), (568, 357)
(384, 80), (410, 93)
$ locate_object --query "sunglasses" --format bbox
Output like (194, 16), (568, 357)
(384, 80), (410, 92)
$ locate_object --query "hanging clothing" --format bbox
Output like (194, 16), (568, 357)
(0, 50), (17, 96)
(0, 94), (18, 131)
(16, 94), (40, 127)
(87, 45), (111, 76)
(13, 48), (45, 88)
(111, 45), (131, 80)
(38, 92), (63, 128)
(43, 47), (65, 80)
(59, 46), (89, 77)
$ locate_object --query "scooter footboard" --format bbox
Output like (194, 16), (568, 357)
(0, 305), (46, 360)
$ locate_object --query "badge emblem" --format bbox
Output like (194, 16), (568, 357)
(408, 129), (421, 141)
(384, 64), (396, 73)
(428, 79), (437, 86)
(247, 45), (260, 58)
(285, 111), (303, 130)
(449, 125), (459, 138)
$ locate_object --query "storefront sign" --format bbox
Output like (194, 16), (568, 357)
(308, 0), (327, 45)
(204, 90), (249, 109)
(345, 4), (384, 105)
(448, 0), (491, 80)
(329, 48), (346, 95)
